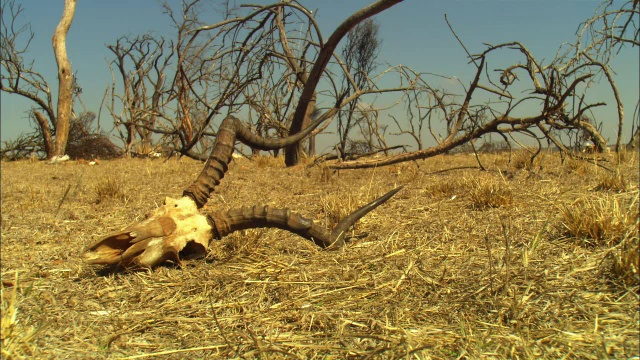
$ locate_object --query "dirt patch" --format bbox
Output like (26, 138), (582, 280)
(2, 152), (638, 359)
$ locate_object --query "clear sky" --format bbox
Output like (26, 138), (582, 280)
(1, 0), (638, 150)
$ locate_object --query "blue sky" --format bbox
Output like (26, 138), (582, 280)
(1, 0), (638, 150)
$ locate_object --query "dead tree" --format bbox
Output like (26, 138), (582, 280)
(326, 41), (602, 170)
(284, 0), (403, 166)
(103, 1), (230, 159)
(336, 19), (381, 159)
(118, 0), (412, 162)
(1, 0), (78, 159)
(82, 115), (402, 268)
(557, 0), (639, 152)
(105, 34), (173, 157)
(330, 0), (636, 171)
(390, 77), (458, 152)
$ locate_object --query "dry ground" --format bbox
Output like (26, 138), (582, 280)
(1, 150), (638, 359)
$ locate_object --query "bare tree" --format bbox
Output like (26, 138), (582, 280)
(181, 0), (403, 163)
(1, 0), (77, 159)
(118, 0), (410, 163)
(389, 77), (458, 152)
(105, 0), (240, 158)
(105, 34), (173, 156)
(105, 1), (223, 157)
(336, 19), (381, 159)
(328, 40), (605, 169)
(329, 1), (637, 170)
(557, 0), (639, 152)
(283, 0), (403, 166)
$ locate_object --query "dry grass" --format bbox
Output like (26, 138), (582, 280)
(1, 273), (49, 359)
(423, 176), (466, 198)
(94, 176), (128, 204)
(254, 154), (285, 168)
(1, 151), (639, 359)
(615, 148), (638, 166)
(608, 232), (639, 288)
(467, 176), (513, 209)
(510, 150), (541, 171)
(594, 170), (628, 192)
(320, 192), (358, 230)
(558, 194), (638, 247)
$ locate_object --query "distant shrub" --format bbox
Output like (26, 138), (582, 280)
(1, 132), (44, 161)
(66, 112), (120, 160)
(0, 112), (120, 161)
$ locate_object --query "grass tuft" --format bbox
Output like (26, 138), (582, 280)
(594, 170), (628, 192)
(320, 192), (359, 230)
(94, 176), (127, 204)
(564, 158), (597, 176)
(607, 231), (639, 288)
(468, 178), (513, 209)
(424, 177), (466, 198)
(559, 193), (639, 247)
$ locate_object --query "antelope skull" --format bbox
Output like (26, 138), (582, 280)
(83, 115), (402, 268)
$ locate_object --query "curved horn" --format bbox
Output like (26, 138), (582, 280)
(183, 114), (331, 208)
(205, 186), (403, 248)
(83, 112), (400, 269)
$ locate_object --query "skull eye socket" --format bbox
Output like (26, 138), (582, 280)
(179, 240), (207, 260)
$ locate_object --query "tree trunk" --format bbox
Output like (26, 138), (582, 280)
(301, 92), (317, 158)
(628, 127), (640, 149)
(178, 74), (194, 143)
(308, 133), (316, 156)
(51, 0), (77, 158)
(577, 119), (609, 153)
(126, 122), (135, 157)
(33, 111), (54, 157)
(284, 0), (403, 167)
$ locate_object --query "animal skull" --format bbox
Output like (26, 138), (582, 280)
(83, 115), (402, 268)
(83, 196), (211, 267)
